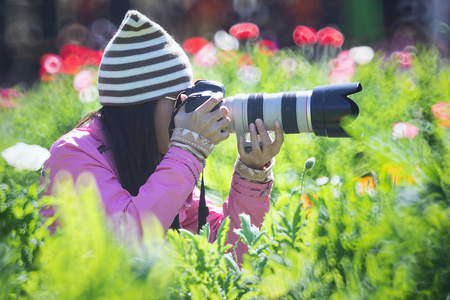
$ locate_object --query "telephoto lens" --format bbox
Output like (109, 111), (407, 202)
(184, 80), (362, 138)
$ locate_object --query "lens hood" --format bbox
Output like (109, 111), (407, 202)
(310, 82), (362, 137)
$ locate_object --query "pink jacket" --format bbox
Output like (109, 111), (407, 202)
(41, 117), (272, 259)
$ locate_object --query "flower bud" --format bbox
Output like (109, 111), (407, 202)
(304, 157), (315, 170)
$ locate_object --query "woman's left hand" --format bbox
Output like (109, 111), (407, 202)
(237, 118), (284, 170)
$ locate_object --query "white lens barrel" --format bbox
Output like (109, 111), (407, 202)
(223, 91), (313, 135)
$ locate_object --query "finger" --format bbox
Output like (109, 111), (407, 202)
(255, 119), (271, 147)
(249, 123), (261, 151)
(237, 136), (246, 156)
(196, 92), (223, 113)
(215, 116), (231, 131)
(210, 105), (229, 122)
(272, 120), (285, 154)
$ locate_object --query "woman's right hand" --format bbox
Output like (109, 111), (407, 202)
(174, 93), (231, 145)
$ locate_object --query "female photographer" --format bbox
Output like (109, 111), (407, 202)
(40, 10), (284, 262)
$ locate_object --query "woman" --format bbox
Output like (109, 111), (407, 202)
(40, 10), (284, 261)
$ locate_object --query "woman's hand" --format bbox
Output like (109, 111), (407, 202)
(238, 119), (284, 170)
(174, 92), (231, 145)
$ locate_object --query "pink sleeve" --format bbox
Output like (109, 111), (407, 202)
(180, 174), (271, 263)
(43, 140), (201, 236)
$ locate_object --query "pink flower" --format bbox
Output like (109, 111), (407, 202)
(431, 102), (450, 128)
(193, 43), (218, 68)
(293, 25), (317, 47)
(317, 27), (344, 47)
(73, 70), (95, 92)
(392, 122), (419, 139)
(40, 54), (63, 74)
(229, 22), (259, 40)
(182, 37), (210, 55)
(327, 50), (356, 83)
(0, 88), (20, 109)
(393, 51), (413, 68)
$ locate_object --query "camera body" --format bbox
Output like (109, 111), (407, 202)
(181, 79), (362, 138)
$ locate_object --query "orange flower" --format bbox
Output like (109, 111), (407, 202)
(355, 176), (376, 196)
(300, 193), (318, 215)
(385, 165), (415, 185)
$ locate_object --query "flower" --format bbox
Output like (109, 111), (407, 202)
(355, 176), (376, 197)
(392, 122), (419, 139)
(392, 51), (413, 68)
(193, 43), (218, 68)
(431, 102), (450, 128)
(73, 70), (95, 92)
(229, 22), (259, 40)
(60, 44), (104, 74)
(40, 54), (63, 74)
(317, 27), (344, 47)
(214, 30), (239, 51)
(293, 25), (317, 47)
(78, 85), (99, 103)
(330, 175), (341, 185)
(281, 58), (297, 74)
(236, 65), (261, 85)
(349, 46), (375, 64)
(304, 157), (315, 170)
(256, 39), (278, 56)
(1, 142), (50, 171)
(385, 165), (415, 185)
(182, 37), (210, 55)
(315, 176), (329, 186)
(300, 193), (318, 215)
(0, 88), (20, 109)
(238, 55), (254, 66)
(327, 50), (356, 83)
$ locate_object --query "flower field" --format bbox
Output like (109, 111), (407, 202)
(1, 25), (450, 299)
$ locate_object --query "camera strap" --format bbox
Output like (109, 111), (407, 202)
(169, 173), (209, 234)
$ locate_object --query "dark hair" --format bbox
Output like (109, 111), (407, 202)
(78, 101), (161, 196)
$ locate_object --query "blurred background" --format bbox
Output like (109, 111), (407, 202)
(1, 0), (449, 89)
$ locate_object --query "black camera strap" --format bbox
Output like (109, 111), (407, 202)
(169, 173), (209, 234)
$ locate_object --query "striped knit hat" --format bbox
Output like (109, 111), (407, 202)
(98, 10), (193, 105)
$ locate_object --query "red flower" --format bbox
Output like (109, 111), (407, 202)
(256, 39), (278, 55)
(229, 22), (259, 40)
(293, 25), (317, 47)
(317, 27), (344, 47)
(431, 102), (450, 128)
(393, 51), (413, 68)
(182, 37), (210, 55)
(60, 44), (103, 74)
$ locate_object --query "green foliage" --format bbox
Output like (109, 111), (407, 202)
(0, 176), (52, 298)
(1, 45), (449, 299)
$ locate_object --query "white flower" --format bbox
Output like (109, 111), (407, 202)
(79, 85), (99, 103)
(1, 142), (50, 171)
(349, 46), (374, 65)
(330, 175), (341, 185)
(236, 65), (261, 85)
(214, 30), (239, 51)
(316, 176), (329, 186)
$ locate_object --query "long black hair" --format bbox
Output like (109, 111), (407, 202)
(78, 101), (161, 196)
